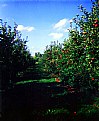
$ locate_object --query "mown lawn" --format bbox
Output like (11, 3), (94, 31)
(15, 78), (58, 85)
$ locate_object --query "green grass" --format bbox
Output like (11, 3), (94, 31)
(15, 78), (56, 85)
(32, 108), (70, 116)
(44, 108), (69, 116)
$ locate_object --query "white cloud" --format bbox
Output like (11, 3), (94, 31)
(53, 18), (73, 33)
(48, 18), (73, 40)
(49, 33), (63, 39)
(16, 25), (35, 32)
(69, 19), (73, 23)
(64, 29), (69, 33)
(53, 18), (69, 30)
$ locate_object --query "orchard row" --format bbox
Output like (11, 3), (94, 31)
(36, 0), (99, 93)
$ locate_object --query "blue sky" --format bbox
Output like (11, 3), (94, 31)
(0, 0), (92, 56)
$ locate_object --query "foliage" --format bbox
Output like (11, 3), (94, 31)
(93, 97), (99, 106)
(34, 52), (50, 79)
(60, 0), (99, 91)
(41, 41), (63, 78)
(0, 20), (33, 88)
(78, 105), (99, 115)
(77, 103), (99, 121)
(42, 0), (99, 95)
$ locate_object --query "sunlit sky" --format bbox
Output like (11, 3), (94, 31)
(0, 0), (92, 55)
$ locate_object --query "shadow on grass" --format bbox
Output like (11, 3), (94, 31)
(1, 81), (99, 121)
